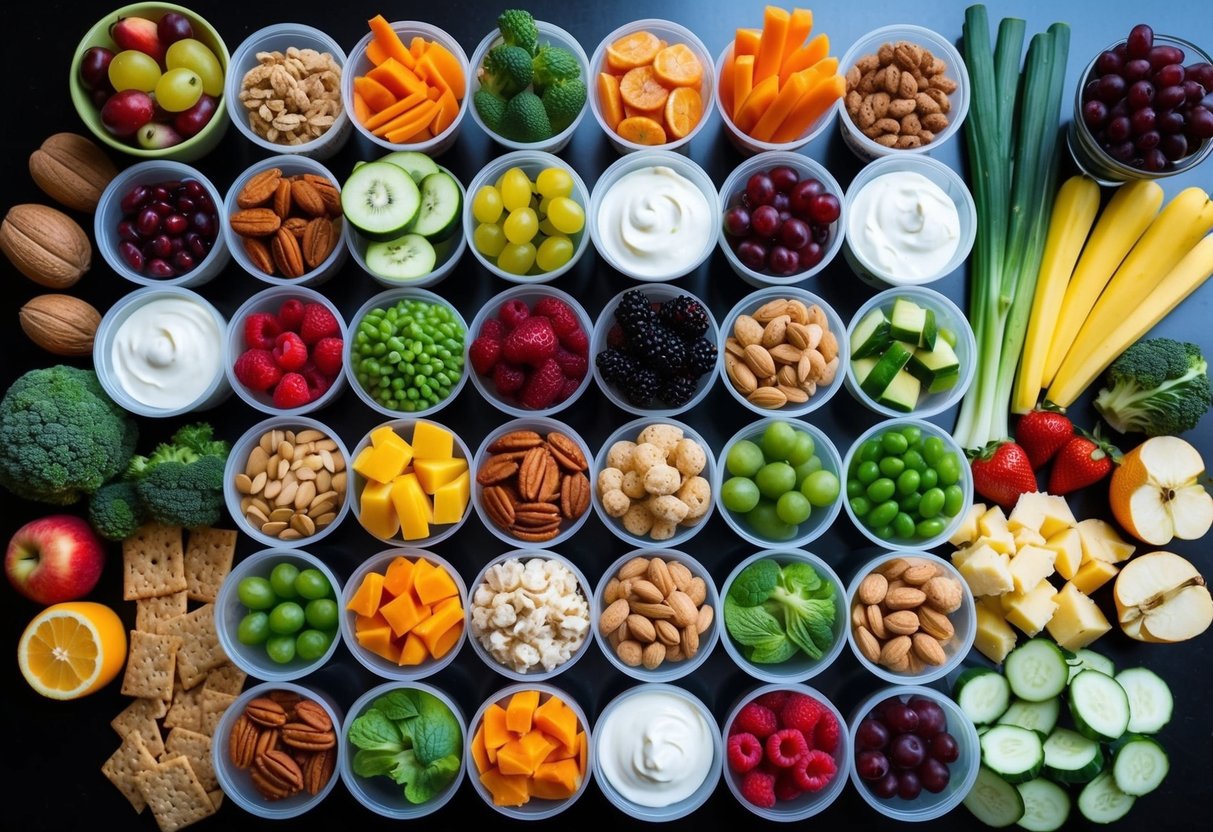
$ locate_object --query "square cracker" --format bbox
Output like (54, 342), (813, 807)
(163, 684), (202, 732)
(136, 591), (187, 633)
(162, 728), (217, 791)
(135, 755), (216, 832)
(120, 630), (181, 700)
(102, 730), (158, 813)
(202, 662), (247, 696)
(111, 697), (167, 758)
(157, 603), (225, 689)
(123, 524), (186, 601)
(184, 527), (236, 603)
(199, 688), (236, 737)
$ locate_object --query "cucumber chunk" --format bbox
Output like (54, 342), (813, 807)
(965, 765), (1026, 827)
(342, 161), (421, 241)
(877, 369), (921, 412)
(1066, 648), (1115, 683)
(1005, 638), (1070, 702)
(1111, 735), (1169, 796)
(981, 725), (1045, 784)
(859, 341), (912, 398)
(889, 297), (927, 343)
(1114, 667), (1173, 734)
(1016, 778), (1071, 832)
(1069, 669), (1130, 743)
(1077, 771), (1135, 824)
(955, 667), (1012, 725)
(850, 308), (891, 358)
(1042, 727), (1103, 784)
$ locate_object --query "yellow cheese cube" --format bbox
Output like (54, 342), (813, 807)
(1076, 519), (1135, 564)
(433, 471), (470, 525)
(1013, 527), (1047, 549)
(1002, 581), (1059, 636)
(355, 441), (412, 484)
(1071, 559), (1119, 595)
(412, 421), (454, 460)
(979, 505), (1010, 536)
(1046, 583), (1111, 651)
(359, 480), (400, 539)
(975, 602), (1018, 664)
(972, 532), (1017, 556)
(371, 425), (409, 451)
(414, 457), (469, 494)
(948, 502), (987, 547)
(958, 544), (1015, 596)
(1044, 527), (1083, 581)
(391, 473), (432, 540)
(1007, 492), (1049, 534)
(1008, 545), (1057, 593)
(1040, 495), (1078, 538)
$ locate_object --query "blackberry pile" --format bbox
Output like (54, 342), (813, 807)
(596, 289), (717, 409)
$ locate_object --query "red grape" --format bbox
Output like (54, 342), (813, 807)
(174, 94), (218, 138)
(1190, 106), (1213, 138)
(1155, 85), (1186, 110)
(1096, 50), (1123, 75)
(1097, 73), (1127, 103)
(157, 12), (194, 45)
(797, 241), (824, 270)
(890, 733), (926, 769)
(1137, 129), (1161, 150)
(771, 191), (790, 213)
(1149, 45), (1185, 71)
(1105, 115), (1132, 142)
(79, 46), (115, 91)
(769, 165), (799, 193)
(808, 193), (841, 225)
(100, 89), (155, 138)
(1189, 62), (1213, 89)
(908, 697), (947, 737)
(1157, 109), (1185, 133)
(917, 758), (951, 793)
(871, 772), (899, 799)
(857, 750), (890, 781)
(737, 239), (768, 270)
(746, 173), (776, 206)
(1160, 132), (1189, 160)
(1127, 80), (1155, 109)
(1127, 24), (1154, 59)
(883, 703), (919, 734)
(1083, 99), (1109, 128)
(778, 217), (811, 250)
(856, 717), (890, 750)
(1153, 63), (1185, 88)
(789, 179), (823, 215)
(751, 204), (780, 238)
(768, 245), (800, 276)
(929, 732), (959, 764)
(1124, 58), (1152, 82)
(119, 241), (144, 271)
(1142, 147), (1168, 170)
(897, 771), (923, 800)
(1130, 107), (1157, 135)
(723, 206), (751, 237)
(1183, 80), (1206, 105)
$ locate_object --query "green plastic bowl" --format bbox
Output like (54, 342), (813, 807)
(68, 3), (230, 162)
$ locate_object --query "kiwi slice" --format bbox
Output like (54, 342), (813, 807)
(340, 161), (420, 241)
(365, 233), (437, 282)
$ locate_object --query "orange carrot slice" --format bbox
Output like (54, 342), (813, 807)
(620, 65), (670, 111)
(750, 70), (809, 142)
(719, 52), (736, 114)
(606, 30), (661, 72)
(735, 73), (779, 134)
(617, 115), (667, 145)
(425, 42), (467, 99)
(353, 91), (372, 125)
(652, 43), (703, 88)
(409, 36), (427, 61)
(771, 74), (846, 143)
(368, 14), (413, 69)
(382, 99), (440, 142)
(733, 54), (755, 122)
(754, 6), (790, 84)
(366, 39), (389, 67)
(781, 8), (814, 63)
(368, 57), (426, 99)
(598, 72), (625, 131)
(417, 52), (452, 99)
(430, 87), (460, 135)
(664, 87), (703, 139)
(365, 89), (427, 131)
(779, 34), (830, 84)
(353, 75), (397, 113)
(734, 28), (762, 57)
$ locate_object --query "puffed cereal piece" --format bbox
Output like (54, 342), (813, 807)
(621, 503), (655, 536)
(649, 494), (690, 523)
(638, 423), (684, 455)
(602, 488), (631, 517)
(676, 475), (712, 519)
(631, 442), (667, 475)
(597, 468), (624, 494)
(650, 518), (678, 541)
(621, 470), (648, 499)
(643, 464), (682, 496)
(607, 440), (637, 471)
(671, 438), (707, 477)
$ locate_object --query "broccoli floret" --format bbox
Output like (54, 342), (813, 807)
(541, 78), (587, 133)
(0, 366), (138, 505)
(136, 455), (227, 529)
(88, 481), (147, 541)
(473, 89), (509, 130)
(531, 45), (580, 92)
(500, 90), (553, 142)
(1094, 338), (1212, 437)
(480, 44), (533, 99)
(497, 9), (539, 55)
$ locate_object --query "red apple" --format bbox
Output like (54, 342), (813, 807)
(5, 515), (105, 604)
(110, 16), (164, 63)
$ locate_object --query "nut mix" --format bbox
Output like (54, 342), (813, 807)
(477, 429), (591, 543)
(851, 556), (963, 674)
(239, 48), (342, 145)
(235, 427), (347, 541)
(596, 423), (712, 541)
(725, 298), (840, 408)
(843, 41), (957, 148)
(228, 691), (337, 800)
(598, 554), (714, 670)
(231, 168), (342, 278)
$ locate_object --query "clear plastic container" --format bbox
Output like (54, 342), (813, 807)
(222, 155), (349, 286)
(590, 416), (717, 550)
(466, 285), (594, 416)
(718, 286), (848, 417)
(95, 160), (230, 288)
(711, 43), (840, 157)
(214, 547), (343, 682)
(721, 682), (851, 820)
(338, 549), (468, 680)
(587, 19), (716, 155)
(467, 20), (591, 154)
(718, 550), (848, 684)
(471, 417), (594, 549)
(716, 151), (846, 287)
(347, 161), (467, 290)
(590, 548), (720, 682)
(340, 680), (467, 818)
(843, 284), (976, 419)
(462, 151), (591, 284)
(713, 418), (844, 549)
(93, 285), (230, 418)
(212, 680), (344, 818)
(348, 418), (473, 548)
(222, 415), (352, 549)
(588, 149), (719, 282)
(590, 284), (721, 418)
(836, 24), (971, 163)
(843, 551), (976, 686)
(341, 20), (470, 157)
(224, 23), (352, 160)
(840, 419), (974, 551)
(465, 550), (594, 683)
(842, 154), (976, 289)
(465, 682), (593, 819)
(846, 684), (981, 821)
(343, 286), (469, 418)
(592, 682), (721, 822)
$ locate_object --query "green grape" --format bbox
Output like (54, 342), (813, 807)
(108, 49), (161, 93)
(472, 185), (504, 224)
(922, 436), (946, 465)
(776, 490), (812, 525)
(866, 477), (896, 503)
(896, 469), (921, 496)
(295, 629), (332, 662)
(503, 207), (538, 244)
(496, 242), (536, 274)
(761, 421), (797, 461)
(746, 501), (797, 541)
(855, 460), (880, 485)
(892, 512), (917, 539)
(265, 635), (297, 664)
(754, 462), (796, 500)
(787, 431), (816, 465)
(920, 467), (939, 490)
(237, 611), (270, 645)
(536, 235), (573, 271)
(269, 562), (300, 599)
(936, 453), (962, 486)
(305, 599), (339, 631)
(268, 601), (305, 635)
(793, 455), (823, 485)
(237, 577), (275, 610)
(500, 167), (533, 211)
(721, 476), (760, 513)
(878, 455), (905, 478)
(546, 196), (585, 234)
(801, 470), (840, 507)
(919, 487), (946, 519)
(295, 568), (331, 600)
(726, 439), (764, 478)
(536, 167), (573, 198)
(474, 222), (507, 258)
(154, 67), (203, 112)
(165, 38), (224, 95)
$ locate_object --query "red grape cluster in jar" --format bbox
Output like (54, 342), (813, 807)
(722, 166), (841, 277)
(1081, 23), (1213, 172)
(854, 694), (960, 801)
(116, 179), (218, 278)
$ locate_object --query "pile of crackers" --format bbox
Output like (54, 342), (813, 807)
(102, 523), (241, 832)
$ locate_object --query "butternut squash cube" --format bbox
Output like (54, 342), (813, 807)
(533, 758), (581, 797)
(528, 775), (572, 801)
(480, 768), (530, 807)
(482, 704), (512, 750)
(411, 602), (463, 656)
(428, 619), (463, 659)
(471, 723), (491, 774)
(355, 624), (400, 662)
(347, 572), (386, 617)
(497, 730), (557, 776)
(355, 610), (390, 633)
(397, 632), (429, 665)
(379, 587), (429, 637)
(382, 556), (416, 597)
(506, 689), (539, 734)
(411, 421), (454, 460)
(413, 558), (458, 604)
(533, 696), (577, 752)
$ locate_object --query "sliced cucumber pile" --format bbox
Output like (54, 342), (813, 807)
(849, 296), (960, 411)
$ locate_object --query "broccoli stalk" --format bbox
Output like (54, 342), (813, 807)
(497, 9), (539, 55)
(127, 423), (230, 529)
(1094, 338), (1212, 437)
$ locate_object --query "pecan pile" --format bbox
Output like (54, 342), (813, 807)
(476, 429), (591, 543)
(844, 40), (957, 149)
(230, 167), (342, 278)
(228, 691), (336, 800)
(239, 48), (342, 145)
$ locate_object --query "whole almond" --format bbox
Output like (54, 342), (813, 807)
(752, 299), (792, 323)
(726, 355), (759, 395)
(642, 641), (666, 669)
(916, 605), (955, 641)
(878, 558), (911, 580)
(647, 558), (674, 598)
(912, 632), (947, 666)
(599, 597), (630, 635)
(667, 561), (693, 592)
(733, 314), (764, 346)
(668, 591), (698, 627)
(851, 603), (868, 629)
(924, 576), (963, 613)
(625, 614), (657, 643)
(680, 624), (699, 659)
(686, 577), (707, 607)
(883, 610), (920, 636)
(630, 579), (664, 604)
(761, 315), (789, 348)
(604, 578), (621, 604)
(748, 386), (787, 408)
(629, 600), (675, 620)
(879, 635), (912, 668)
(857, 573), (888, 605)
(866, 604), (887, 639)
(902, 564), (939, 586)
(854, 624), (881, 663)
(885, 587), (927, 610)
(618, 556), (650, 580)
(696, 604), (714, 635)
(743, 343), (777, 379)
(655, 619), (681, 646)
(616, 640), (643, 667)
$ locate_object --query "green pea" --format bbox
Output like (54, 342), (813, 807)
(937, 453), (962, 486)
(881, 431), (908, 455)
(896, 469), (921, 496)
(850, 496), (872, 517)
(859, 439), (883, 463)
(919, 487), (946, 519)
(868, 500), (899, 528)
(899, 425), (922, 445)
(856, 460), (880, 485)
(943, 484), (965, 517)
(874, 525), (894, 540)
(899, 492), (922, 515)
(903, 449), (927, 472)
(920, 468), (939, 490)
(879, 456), (905, 478)
(916, 517), (947, 539)
(847, 478), (864, 499)
(866, 478), (896, 503)
(923, 436), (946, 464)
(893, 512), (917, 539)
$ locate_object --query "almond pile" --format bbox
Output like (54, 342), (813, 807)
(725, 297), (840, 408)
(230, 167), (342, 279)
(476, 429), (591, 543)
(843, 40), (956, 149)
(227, 691), (336, 800)
(235, 427), (347, 542)
(598, 554), (714, 670)
(851, 556), (964, 674)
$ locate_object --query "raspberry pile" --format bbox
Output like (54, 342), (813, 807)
(468, 295), (589, 410)
(727, 690), (841, 809)
(595, 289), (717, 409)
(233, 299), (343, 409)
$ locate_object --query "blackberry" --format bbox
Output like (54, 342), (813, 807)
(659, 295), (710, 338)
(623, 366), (661, 407)
(595, 348), (633, 384)
(687, 337), (718, 375)
(661, 374), (699, 407)
(631, 325), (686, 375)
(614, 288), (655, 336)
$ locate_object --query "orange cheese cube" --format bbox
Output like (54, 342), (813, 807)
(432, 471), (470, 525)
(370, 425), (409, 451)
(382, 556), (416, 597)
(358, 480), (400, 539)
(413, 559), (459, 605)
(390, 473), (431, 540)
(413, 457), (468, 494)
(411, 421), (454, 460)
(378, 587), (430, 637)
(355, 440), (412, 483)
(355, 625), (399, 662)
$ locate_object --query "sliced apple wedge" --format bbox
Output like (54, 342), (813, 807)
(1110, 436), (1213, 546)
(1114, 551), (1213, 643)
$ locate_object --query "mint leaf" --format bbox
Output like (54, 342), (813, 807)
(372, 690), (421, 722)
(347, 708), (404, 753)
(748, 634), (798, 664)
(404, 754), (461, 804)
(411, 691), (462, 765)
(780, 561), (821, 595)
(729, 559), (779, 606)
(725, 596), (787, 648)
(352, 748), (405, 778)
(389, 748), (421, 786)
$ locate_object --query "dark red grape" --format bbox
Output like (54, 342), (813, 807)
(871, 772), (899, 799)
(147, 234), (172, 258)
(1131, 107), (1157, 135)
(117, 220), (140, 243)
(146, 258), (175, 278)
(778, 210), (792, 224)
(1153, 63), (1185, 88)
(929, 732), (960, 764)
(191, 211), (215, 238)
(1114, 43), (1128, 59)
(163, 214), (188, 236)
(1157, 109), (1185, 134)
(1107, 140), (1137, 161)
(737, 239), (768, 270)
(183, 180), (205, 199)
(1110, 97), (1130, 118)
(151, 184), (171, 201)
(1142, 147), (1168, 170)
(1124, 58), (1152, 82)
(1183, 80), (1206, 104)
(917, 758), (951, 793)
(1160, 132), (1189, 160)
(808, 192), (841, 225)
(723, 206), (751, 237)
(1083, 99), (1109, 128)
(779, 217), (811, 250)
(1096, 50), (1123, 75)
(1155, 85), (1186, 110)
(768, 165), (799, 193)
(1149, 45), (1185, 71)
(1127, 80), (1155, 108)
(174, 94), (218, 138)
(189, 235), (210, 259)
(890, 734), (926, 769)
(768, 245), (800, 276)
(1082, 79), (1100, 103)
(797, 241), (824, 270)
(908, 697), (947, 737)
(1105, 115), (1132, 142)
(857, 750), (890, 781)
(79, 46), (115, 91)
(175, 195), (196, 214)
(135, 207), (161, 236)
(195, 193), (216, 214)
(751, 204), (780, 238)
(883, 703), (920, 734)
(789, 179), (823, 215)
(811, 223), (830, 244)
(857, 717), (890, 750)
(897, 770), (923, 800)
(1189, 62), (1213, 89)
(157, 12), (194, 45)
(1136, 129), (1161, 150)
(120, 185), (149, 214)
(1187, 105), (1213, 138)
(173, 251), (196, 272)
(151, 200), (174, 217)
(1097, 74), (1127, 103)
(1127, 24), (1154, 59)
(118, 241), (144, 271)
(746, 173), (776, 206)
(771, 192), (790, 213)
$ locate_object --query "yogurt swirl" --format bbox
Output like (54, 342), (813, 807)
(847, 170), (961, 283)
(596, 166), (713, 279)
(111, 295), (222, 410)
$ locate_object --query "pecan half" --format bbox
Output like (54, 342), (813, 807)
(228, 714), (258, 768)
(281, 722), (337, 751)
(546, 432), (588, 471)
(253, 749), (303, 797)
(518, 446), (558, 502)
(293, 699), (333, 732)
(482, 485), (516, 529)
(272, 178), (292, 219)
(242, 236), (275, 275)
(302, 747), (336, 795)
(230, 207), (281, 236)
(302, 175), (341, 216)
(488, 430), (543, 452)
(237, 168), (282, 208)
(283, 216), (309, 238)
(511, 526), (560, 542)
(512, 502), (560, 530)
(291, 179), (327, 217)
(477, 456), (518, 486)
(301, 217), (335, 268)
(560, 472), (590, 520)
(271, 226), (306, 278)
(245, 697), (287, 727)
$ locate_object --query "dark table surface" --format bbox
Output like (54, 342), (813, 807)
(3, 1), (1211, 830)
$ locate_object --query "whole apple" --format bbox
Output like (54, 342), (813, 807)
(5, 515), (105, 604)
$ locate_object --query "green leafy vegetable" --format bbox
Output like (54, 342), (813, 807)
(724, 597), (786, 647)
(348, 708), (403, 753)
(373, 690), (421, 722)
(728, 559), (780, 606)
(724, 558), (838, 665)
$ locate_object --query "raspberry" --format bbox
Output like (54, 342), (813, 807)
(774, 769), (804, 802)
(299, 303), (339, 345)
(765, 728), (809, 768)
(469, 336), (502, 375)
(533, 296), (578, 336)
(553, 376), (581, 404)
(272, 372), (311, 408)
(503, 316), (558, 366)
(479, 318), (507, 340)
(233, 349), (282, 391)
(727, 732), (763, 774)
(739, 769), (776, 809)
(277, 298), (305, 331)
(519, 359), (564, 410)
(553, 348), (588, 381)
(492, 362), (526, 395)
(814, 710), (840, 754)
(497, 298), (530, 329)
(732, 703), (778, 740)
(300, 362), (330, 401)
(559, 324), (589, 355)
(755, 691), (791, 713)
(311, 337), (344, 377)
(780, 693), (824, 737)
(243, 312), (281, 350)
(792, 749), (837, 792)
(272, 331), (308, 371)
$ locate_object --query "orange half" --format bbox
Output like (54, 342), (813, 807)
(18, 602), (126, 700)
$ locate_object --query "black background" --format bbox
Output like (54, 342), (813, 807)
(2, 1), (1211, 830)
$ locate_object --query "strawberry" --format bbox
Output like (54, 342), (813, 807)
(1048, 427), (1121, 495)
(733, 703), (778, 739)
(492, 362), (526, 395)
(553, 348), (588, 380)
(739, 769), (776, 809)
(243, 312), (281, 350)
(479, 318), (507, 341)
(468, 336), (502, 375)
(503, 316), (558, 366)
(310, 337), (343, 377)
(497, 298), (530, 329)
(969, 440), (1038, 509)
(532, 296), (579, 336)
(727, 732), (763, 773)
(272, 372), (311, 408)
(518, 358), (564, 409)
(272, 331), (308, 371)
(277, 298), (305, 331)
(233, 349), (282, 391)
(299, 303), (339, 345)
(1014, 407), (1074, 469)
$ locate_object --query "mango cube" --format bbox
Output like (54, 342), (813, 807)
(414, 457), (468, 494)
(1044, 527), (1083, 581)
(1046, 583), (1111, 651)
(1002, 581), (1059, 636)
(433, 471), (470, 525)
(359, 480), (400, 539)
(371, 425), (410, 452)
(355, 440), (412, 483)
(1008, 545), (1057, 593)
(412, 421), (454, 460)
(391, 473), (432, 540)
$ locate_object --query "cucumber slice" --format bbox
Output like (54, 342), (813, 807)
(850, 308), (891, 358)
(1077, 771), (1135, 824)
(998, 698), (1060, 738)
(877, 369), (921, 412)
(1111, 735), (1168, 796)
(965, 765), (1026, 827)
(410, 171), (462, 242)
(342, 161), (421, 241)
(954, 667), (1012, 725)
(981, 725), (1045, 784)
(852, 356), (878, 386)
(1067, 648), (1115, 683)
(928, 369), (960, 394)
(380, 150), (441, 184)
(920, 307), (938, 350)
(1114, 667), (1173, 734)
(889, 297), (927, 343)
(1069, 669), (1130, 743)
(1015, 778), (1071, 832)
(859, 341), (912, 398)
(364, 233), (437, 282)
(1005, 639), (1069, 702)
(1043, 728), (1104, 784)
